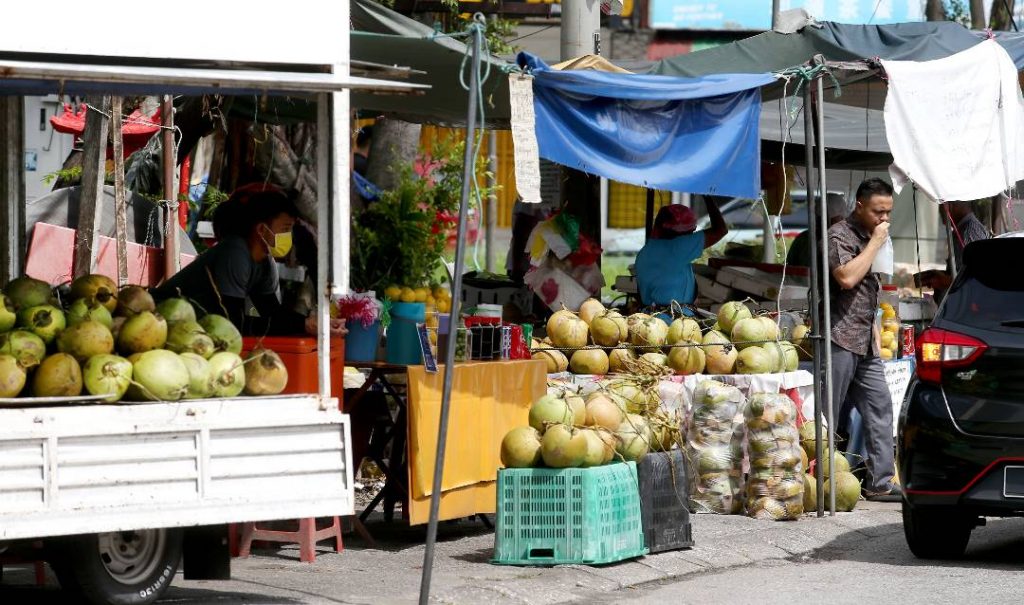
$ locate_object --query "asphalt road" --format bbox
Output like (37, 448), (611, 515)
(588, 516), (1024, 605)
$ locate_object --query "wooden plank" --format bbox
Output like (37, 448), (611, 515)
(110, 97), (129, 287)
(161, 96), (180, 279)
(73, 97), (111, 279)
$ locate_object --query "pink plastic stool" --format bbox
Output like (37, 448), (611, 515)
(236, 517), (343, 563)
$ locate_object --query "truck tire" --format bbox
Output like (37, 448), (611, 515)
(51, 528), (183, 605)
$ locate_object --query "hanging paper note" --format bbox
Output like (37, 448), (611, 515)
(509, 74), (543, 204)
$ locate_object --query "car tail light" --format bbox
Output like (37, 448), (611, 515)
(916, 327), (988, 384)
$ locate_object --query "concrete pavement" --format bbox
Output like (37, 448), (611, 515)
(0, 501), (912, 604)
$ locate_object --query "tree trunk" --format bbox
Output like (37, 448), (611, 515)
(926, 0), (946, 21)
(991, 0), (1016, 29)
(365, 118), (422, 191)
(971, 0), (987, 29)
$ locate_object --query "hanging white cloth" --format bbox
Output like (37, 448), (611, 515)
(882, 39), (1024, 202)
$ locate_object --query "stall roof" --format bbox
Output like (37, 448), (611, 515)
(351, 0), (512, 127)
(648, 21), (991, 79)
(0, 59), (426, 97)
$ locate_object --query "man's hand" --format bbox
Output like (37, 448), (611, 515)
(330, 318), (348, 337)
(870, 220), (890, 244)
(304, 315), (349, 337)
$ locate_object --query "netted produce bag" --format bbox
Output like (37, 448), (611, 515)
(686, 379), (746, 514)
(744, 392), (804, 520)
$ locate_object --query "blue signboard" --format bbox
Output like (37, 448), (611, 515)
(649, 0), (925, 31)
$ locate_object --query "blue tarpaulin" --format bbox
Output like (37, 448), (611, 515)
(517, 53), (776, 198)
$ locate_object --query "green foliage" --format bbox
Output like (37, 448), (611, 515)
(945, 0), (971, 25)
(198, 185), (230, 219)
(41, 166), (83, 186)
(350, 134), (500, 291)
(351, 163), (443, 292)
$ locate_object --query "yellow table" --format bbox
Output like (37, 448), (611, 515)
(405, 360), (546, 525)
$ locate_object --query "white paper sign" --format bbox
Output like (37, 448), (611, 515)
(884, 358), (915, 437)
(508, 74), (543, 205)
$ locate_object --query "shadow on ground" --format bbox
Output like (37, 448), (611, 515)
(802, 517), (1024, 570)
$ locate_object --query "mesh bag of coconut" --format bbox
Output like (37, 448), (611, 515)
(685, 380), (746, 514)
(744, 393), (805, 520)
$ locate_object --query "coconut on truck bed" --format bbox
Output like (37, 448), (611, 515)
(0, 274), (288, 403)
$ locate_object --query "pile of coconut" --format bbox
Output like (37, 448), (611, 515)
(0, 274), (288, 402)
(500, 382), (681, 469)
(531, 298), (810, 377)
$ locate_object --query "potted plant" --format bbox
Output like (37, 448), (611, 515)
(334, 293), (386, 363)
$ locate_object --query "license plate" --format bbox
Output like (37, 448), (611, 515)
(1003, 466), (1024, 498)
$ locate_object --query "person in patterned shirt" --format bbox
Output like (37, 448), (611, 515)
(922, 201), (990, 303)
(827, 177), (901, 502)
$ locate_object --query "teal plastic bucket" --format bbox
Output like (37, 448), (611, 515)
(345, 320), (380, 363)
(386, 302), (425, 365)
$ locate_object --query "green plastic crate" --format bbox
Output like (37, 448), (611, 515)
(493, 462), (648, 565)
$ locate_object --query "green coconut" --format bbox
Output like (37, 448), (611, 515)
(57, 320), (115, 362)
(165, 320), (216, 359)
(117, 311), (168, 355)
(717, 301), (752, 334)
(823, 470), (862, 512)
(0, 330), (46, 368)
(500, 426), (543, 468)
(115, 285), (156, 317)
(32, 353), (83, 397)
(66, 298), (113, 329)
(198, 314), (243, 354)
(736, 346), (774, 374)
(82, 354), (133, 403)
(0, 353), (27, 397)
(69, 274), (118, 312)
(4, 276), (53, 310)
(0, 295), (16, 332)
(17, 305), (66, 344)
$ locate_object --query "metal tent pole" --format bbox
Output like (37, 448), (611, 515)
(803, 85), (825, 518)
(945, 203), (958, 278)
(419, 22), (481, 605)
(814, 78), (836, 516)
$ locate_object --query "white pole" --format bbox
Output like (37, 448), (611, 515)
(560, 0), (601, 60)
(316, 94), (332, 404)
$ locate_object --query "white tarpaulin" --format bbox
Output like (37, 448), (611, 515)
(883, 39), (1024, 202)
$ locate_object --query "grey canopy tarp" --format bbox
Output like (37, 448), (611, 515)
(648, 21), (1024, 168)
(351, 0), (512, 127)
(26, 186), (197, 255)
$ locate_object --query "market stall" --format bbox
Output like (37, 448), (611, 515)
(0, 2), (429, 600)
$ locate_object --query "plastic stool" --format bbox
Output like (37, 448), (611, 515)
(236, 517), (343, 563)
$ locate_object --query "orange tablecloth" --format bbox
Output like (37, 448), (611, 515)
(405, 360), (546, 525)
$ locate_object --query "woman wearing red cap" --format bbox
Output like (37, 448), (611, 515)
(634, 202), (728, 312)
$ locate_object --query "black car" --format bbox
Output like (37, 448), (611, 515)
(899, 236), (1024, 559)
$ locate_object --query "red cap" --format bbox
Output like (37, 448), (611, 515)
(652, 205), (697, 239)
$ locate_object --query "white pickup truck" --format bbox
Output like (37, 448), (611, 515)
(0, 395), (352, 604)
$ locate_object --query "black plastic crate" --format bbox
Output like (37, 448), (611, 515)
(638, 449), (694, 553)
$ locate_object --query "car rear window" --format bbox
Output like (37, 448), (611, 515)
(943, 247), (1024, 330)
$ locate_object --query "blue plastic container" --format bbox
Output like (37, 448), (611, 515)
(345, 319), (380, 363)
(386, 302), (425, 365)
